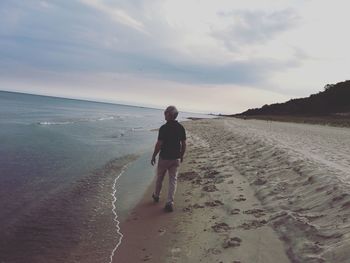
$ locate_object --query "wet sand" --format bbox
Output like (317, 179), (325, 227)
(115, 118), (350, 263)
(0, 155), (138, 263)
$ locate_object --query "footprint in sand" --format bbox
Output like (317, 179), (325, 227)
(204, 170), (220, 178)
(158, 228), (166, 236)
(342, 201), (350, 209)
(206, 248), (222, 255)
(234, 195), (246, 202)
(192, 178), (203, 185)
(202, 185), (218, 192)
(171, 247), (182, 261)
(211, 222), (232, 232)
(205, 200), (224, 207)
(243, 208), (266, 218)
(213, 177), (225, 184)
(142, 255), (152, 261)
(253, 177), (267, 185)
(183, 203), (205, 213)
(230, 208), (241, 215)
(238, 219), (267, 230)
(182, 206), (193, 213)
(193, 203), (205, 209)
(222, 237), (242, 249)
(179, 171), (199, 181)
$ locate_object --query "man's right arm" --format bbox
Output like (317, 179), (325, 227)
(151, 140), (163, 166)
(180, 140), (186, 163)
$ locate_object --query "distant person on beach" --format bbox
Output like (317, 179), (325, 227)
(151, 105), (186, 212)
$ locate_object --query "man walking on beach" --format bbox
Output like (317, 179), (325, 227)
(151, 106), (186, 212)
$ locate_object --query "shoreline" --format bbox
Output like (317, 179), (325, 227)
(114, 118), (350, 263)
(232, 114), (350, 128)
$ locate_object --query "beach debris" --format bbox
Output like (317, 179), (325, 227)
(205, 200), (224, 207)
(243, 208), (266, 218)
(211, 222), (231, 232)
(222, 237), (242, 248)
(202, 184), (218, 192)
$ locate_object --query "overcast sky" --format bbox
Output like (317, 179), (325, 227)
(1, 0), (349, 113)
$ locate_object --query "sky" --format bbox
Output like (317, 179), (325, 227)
(0, 0), (349, 114)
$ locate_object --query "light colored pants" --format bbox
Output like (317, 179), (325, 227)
(154, 158), (180, 204)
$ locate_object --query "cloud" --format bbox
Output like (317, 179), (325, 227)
(78, 0), (148, 34)
(212, 9), (299, 51)
(0, 1), (304, 88)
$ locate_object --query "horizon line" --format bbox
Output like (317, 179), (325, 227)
(0, 89), (213, 115)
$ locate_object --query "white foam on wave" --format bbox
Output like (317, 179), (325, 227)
(98, 116), (114, 121)
(38, 121), (74, 125)
(108, 163), (130, 263)
(37, 115), (121, 126)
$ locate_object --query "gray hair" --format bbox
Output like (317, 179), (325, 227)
(165, 105), (178, 119)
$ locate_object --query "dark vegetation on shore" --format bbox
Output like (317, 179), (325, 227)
(230, 80), (350, 127)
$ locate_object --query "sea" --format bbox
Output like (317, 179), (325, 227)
(0, 90), (209, 263)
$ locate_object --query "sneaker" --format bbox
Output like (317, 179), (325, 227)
(164, 202), (174, 212)
(152, 193), (159, 203)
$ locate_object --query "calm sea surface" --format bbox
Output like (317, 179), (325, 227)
(0, 91), (208, 263)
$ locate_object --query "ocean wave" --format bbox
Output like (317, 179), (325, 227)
(37, 121), (74, 125)
(36, 115), (122, 126)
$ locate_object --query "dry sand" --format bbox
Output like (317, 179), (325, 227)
(115, 118), (350, 263)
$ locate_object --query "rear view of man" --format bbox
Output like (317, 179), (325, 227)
(151, 106), (186, 212)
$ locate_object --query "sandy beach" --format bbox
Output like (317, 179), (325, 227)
(115, 118), (350, 263)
